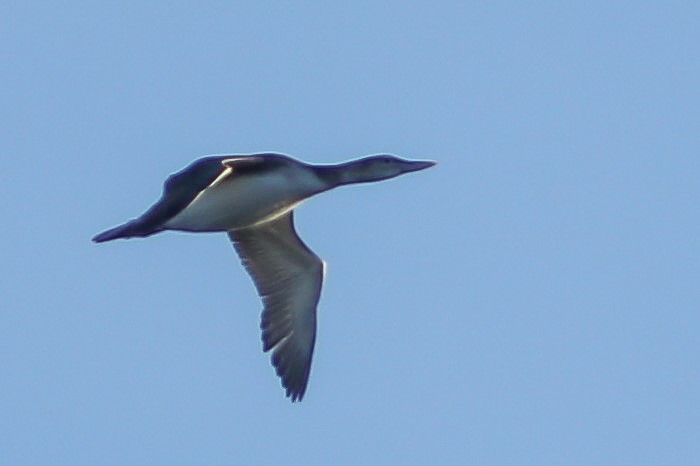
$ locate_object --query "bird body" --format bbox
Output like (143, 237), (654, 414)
(93, 153), (434, 401)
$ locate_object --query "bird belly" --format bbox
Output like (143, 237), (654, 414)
(163, 173), (307, 232)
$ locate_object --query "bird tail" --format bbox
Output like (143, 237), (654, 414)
(92, 220), (160, 243)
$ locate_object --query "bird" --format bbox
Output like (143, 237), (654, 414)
(93, 153), (435, 401)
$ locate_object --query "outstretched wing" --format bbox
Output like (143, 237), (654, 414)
(93, 156), (265, 242)
(149, 156), (264, 227)
(228, 212), (324, 401)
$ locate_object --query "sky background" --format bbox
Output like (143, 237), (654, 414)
(1, 1), (699, 465)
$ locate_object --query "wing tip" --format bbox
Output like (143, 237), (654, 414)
(92, 225), (128, 242)
(287, 388), (306, 402)
(268, 341), (312, 403)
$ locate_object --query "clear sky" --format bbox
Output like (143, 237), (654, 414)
(1, 2), (698, 465)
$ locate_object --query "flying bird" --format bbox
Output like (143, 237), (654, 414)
(93, 153), (435, 401)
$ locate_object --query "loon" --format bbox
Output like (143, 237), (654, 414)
(93, 153), (435, 401)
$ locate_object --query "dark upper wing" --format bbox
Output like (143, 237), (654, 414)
(131, 156), (265, 233)
(228, 212), (324, 402)
(139, 156), (263, 229)
(94, 156), (253, 242)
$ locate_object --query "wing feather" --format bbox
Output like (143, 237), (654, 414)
(228, 212), (323, 401)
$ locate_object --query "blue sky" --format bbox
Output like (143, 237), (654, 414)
(2, 1), (698, 464)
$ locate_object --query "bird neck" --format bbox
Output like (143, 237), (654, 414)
(312, 160), (378, 189)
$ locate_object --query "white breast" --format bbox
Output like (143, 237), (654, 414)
(164, 170), (317, 232)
